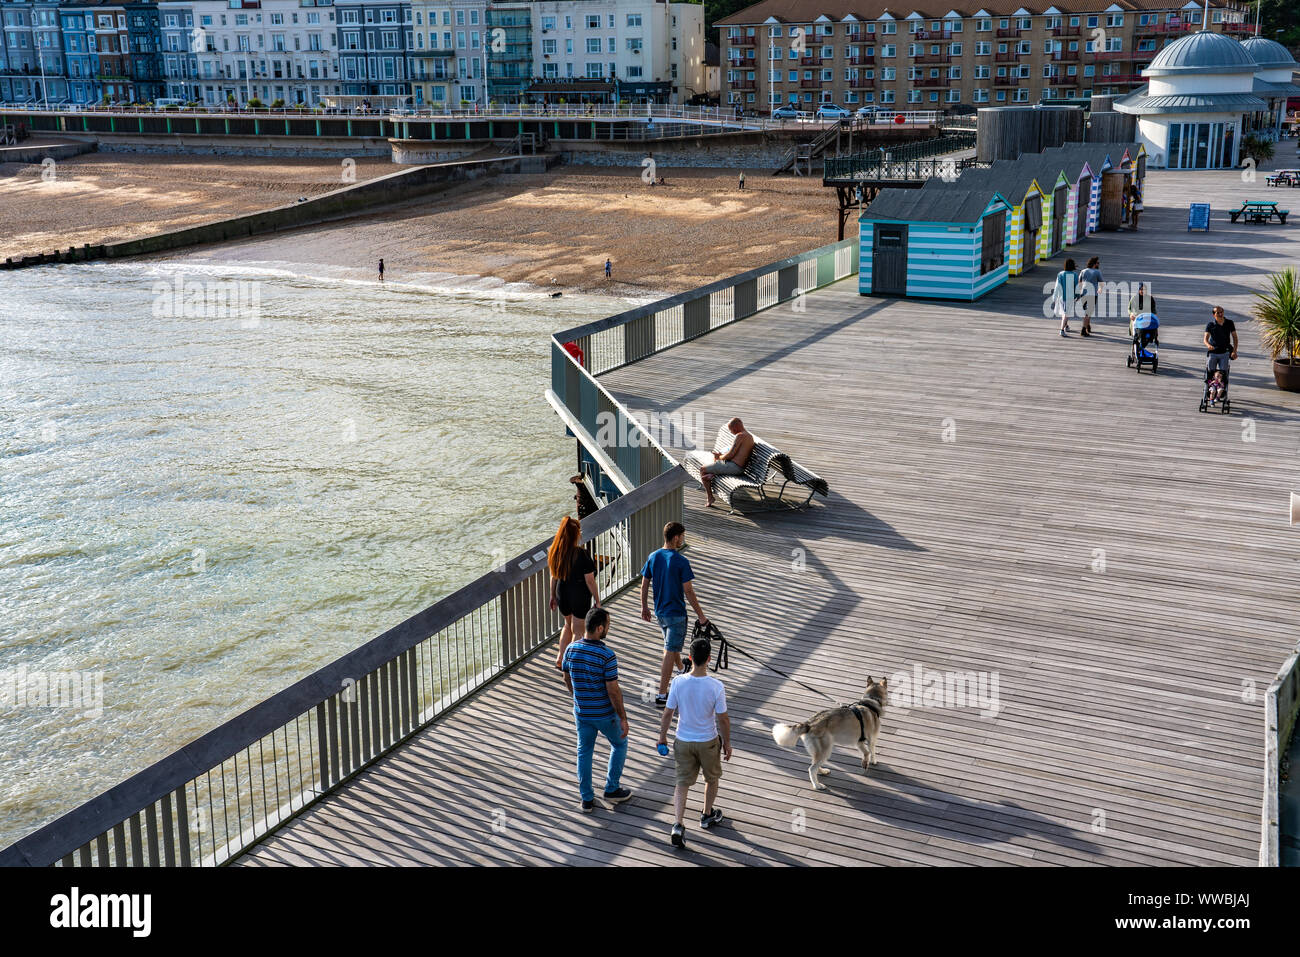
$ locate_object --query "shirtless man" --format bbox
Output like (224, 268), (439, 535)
(699, 417), (754, 508)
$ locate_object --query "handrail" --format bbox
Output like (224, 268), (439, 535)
(0, 466), (686, 867)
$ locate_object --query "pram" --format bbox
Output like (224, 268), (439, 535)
(1126, 312), (1159, 373)
(1199, 360), (1232, 414)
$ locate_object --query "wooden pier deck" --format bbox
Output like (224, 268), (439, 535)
(235, 169), (1300, 866)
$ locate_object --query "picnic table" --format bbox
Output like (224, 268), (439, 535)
(1265, 169), (1300, 187)
(1230, 199), (1289, 224)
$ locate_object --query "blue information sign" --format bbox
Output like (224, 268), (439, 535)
(1188, 203), (1211, 231)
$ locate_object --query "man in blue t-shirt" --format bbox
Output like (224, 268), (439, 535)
(640, 521), (710, 709)
(562, 607), (632, 813)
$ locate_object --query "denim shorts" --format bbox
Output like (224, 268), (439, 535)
(658, 616), (688, 653)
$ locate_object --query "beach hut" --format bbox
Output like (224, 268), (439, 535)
(1040, 146), (1100, 246)
(1059, 142), (1125, 234)
(859, 187), (1013, 301)
(927, 163), (1045, 276)
(1017, 157), (1072, 261)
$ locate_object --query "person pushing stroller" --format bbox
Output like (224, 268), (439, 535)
(1200, 305), (1238, 413)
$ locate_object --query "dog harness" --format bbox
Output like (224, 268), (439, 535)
(848, 699), (882, 742)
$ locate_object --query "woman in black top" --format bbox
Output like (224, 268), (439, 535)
(547, 516), (601, 670)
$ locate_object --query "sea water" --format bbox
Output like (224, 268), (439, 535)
(0, 260), (629, 849)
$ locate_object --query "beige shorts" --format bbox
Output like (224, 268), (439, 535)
(674, 736), (723, 787)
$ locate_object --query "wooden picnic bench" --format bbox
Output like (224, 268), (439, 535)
(1230, 200), (1289, 224)
(683, 424), (829, 513)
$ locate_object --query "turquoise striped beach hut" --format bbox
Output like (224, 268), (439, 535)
(859, 188), (1013, 301)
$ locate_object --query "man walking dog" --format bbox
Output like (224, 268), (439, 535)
(561, 608), (633, 813)
(641, 522), (709, 709)
(657, 634), (731, 848)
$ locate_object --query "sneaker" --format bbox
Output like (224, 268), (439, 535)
(581, 799), (595, 813)
(700, 807), (724, 829)
(670, 823), (685, 847)
(654, 694), (668, 709)
(1060, 330), (1068, 338)
(603, 787), (633, 804)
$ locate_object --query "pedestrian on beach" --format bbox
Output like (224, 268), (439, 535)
(1077, 256), (1103, 336)
(657, 633), (731, 848)
(561, 607), (632, 813)
(378, 258), (384, 282)
(604, 258), (612, 279)
(640, 521), (709, 709)
(548, 515), (601, 670)
(739, 171), (746, 191)
(1054, 257), (1079, 337)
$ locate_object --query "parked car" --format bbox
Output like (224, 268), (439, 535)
(816, 104), (851, 119)
(771, 105), (808, 120)
(855, 106), (878, 121)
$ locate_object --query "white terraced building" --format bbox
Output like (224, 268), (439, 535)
(528, 0), (705, 103)
(186, 0), (342, 106)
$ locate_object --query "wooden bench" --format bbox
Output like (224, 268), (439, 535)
(1230, 202), (1289, 224)
(683, 424), (829, 513)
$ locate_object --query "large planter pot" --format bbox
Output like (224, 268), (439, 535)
(1273, 357), (1300, 391)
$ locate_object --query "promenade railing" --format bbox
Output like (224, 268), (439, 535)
(0, 465), (684, 867)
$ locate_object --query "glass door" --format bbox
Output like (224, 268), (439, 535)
(1168, 123), (1182, 169)
(1193, 122), (1210, 169)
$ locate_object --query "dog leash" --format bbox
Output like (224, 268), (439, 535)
(694, 621), (840, 706)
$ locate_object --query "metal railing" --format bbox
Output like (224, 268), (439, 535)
(0, 464), (685, 867)
(549, 238), (859, 492)
(1261, 641), (1300, 866)
(824, 131), (977, 179)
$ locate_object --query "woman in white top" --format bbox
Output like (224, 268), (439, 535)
(1077, 257), (1103, 338)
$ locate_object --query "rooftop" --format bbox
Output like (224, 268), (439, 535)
(1145, 27), (1259, 76)
(235, 166), (1300, 867)
(717, 1), (1245, 27)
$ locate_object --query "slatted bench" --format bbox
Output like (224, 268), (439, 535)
(683, 424), (829, 514)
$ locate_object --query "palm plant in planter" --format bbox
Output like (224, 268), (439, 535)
(1254, 267), (1300, 391)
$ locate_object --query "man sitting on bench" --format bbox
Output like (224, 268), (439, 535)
(698, 417), (754, 508)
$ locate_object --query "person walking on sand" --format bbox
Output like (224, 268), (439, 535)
(1077, 256), (1102, 336)
(561, 608), (632, 813)
(657, 633), (731, 848)
(739, 171), (746, 191)
(1053, 258), (1079, 337)
(378, 258), (384, 282)
(548, 515), (601, 671)
(605, 258), (612, 280)
(640, 521), (709, 710)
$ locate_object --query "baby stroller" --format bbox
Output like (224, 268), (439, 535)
(1199, 363), (1231, 414)
(1126, 313), (1159, 373)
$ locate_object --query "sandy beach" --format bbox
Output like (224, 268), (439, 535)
(0, 152), (394, 261)
(2, 153), (838, 295)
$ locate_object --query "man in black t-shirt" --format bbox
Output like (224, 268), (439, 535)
(1203, 305), (1238, 378)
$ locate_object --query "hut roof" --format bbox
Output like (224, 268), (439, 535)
(862, 187), (1007, 225)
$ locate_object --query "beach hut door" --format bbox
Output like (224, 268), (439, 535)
(1076, 176), (1091, 238)
(1052, 186), (1068, 254)
(1023, 195), (1042, 270)
(872, 226), (908, 295)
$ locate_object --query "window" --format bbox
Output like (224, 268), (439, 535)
(950, 42), (961, 55)
(976, 41), (991, 55)
(542, 38), (555, 55)
(587, 37), (601, 53)
(626, 37), (641, 52)
(585, 15), (599, 29)
(586, 61), (602, 78)
(627, 65), (642, 77)
(541, 16), (555, 31)
(976, 18), (991, 31)
(627, 14), (641, 27)
(882, 44), (895, 57)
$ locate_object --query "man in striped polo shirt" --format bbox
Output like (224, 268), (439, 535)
(562, 607), (633, 813)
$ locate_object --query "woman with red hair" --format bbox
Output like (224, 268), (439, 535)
(548, 516), (600, 670)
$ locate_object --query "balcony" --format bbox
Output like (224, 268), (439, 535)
(994, 50), (1021, 62)
(1051, 49), (1080, 62)
(1131, 48), (1157, 61)
(800, 56), (823, 66)
(1091, 49), (1134, 60)
(845, 54), (873, 65)
(732, 78), (755, 89)
(800, 77), (823, 88)
(995, 27), (1021, 38)
(1096, 73), (1145, 84)
(848, 77), (874, 90)
(912, 52), (950, 64)
(731, 35), (756, 48)
(1051, 25), (1080, 37)
(993, 74), (1022, 86)
(1222, 22), (1252, 35)
(914, 76), (947, 88)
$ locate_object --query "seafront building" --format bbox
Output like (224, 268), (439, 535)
(0, 0), (710, 106)
(717, 0), (1258, 113)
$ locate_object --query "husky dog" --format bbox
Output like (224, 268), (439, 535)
(771, 678), (888, 790)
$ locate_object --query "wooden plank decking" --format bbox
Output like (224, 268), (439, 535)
(235, 168), (1300, 867)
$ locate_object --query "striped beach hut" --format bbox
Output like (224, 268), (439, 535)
(1039, 146), (1100, 245)
(926, 163), (1045, 276)
(859, 187), (1013, 301)
(1016, 157), (1072, 262)
(1059, 142), (1125, 234)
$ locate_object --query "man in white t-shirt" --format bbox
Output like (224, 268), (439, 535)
(656, 635), (732, 848)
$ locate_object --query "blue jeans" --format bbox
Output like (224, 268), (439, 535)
(575, 713), (627, 802)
